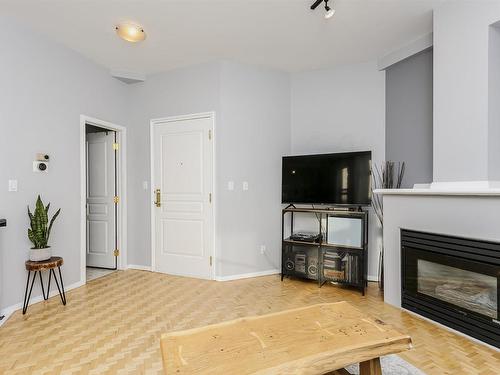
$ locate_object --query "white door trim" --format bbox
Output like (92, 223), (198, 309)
(150, 112), (216, 280)
(80, 115), (128, 284)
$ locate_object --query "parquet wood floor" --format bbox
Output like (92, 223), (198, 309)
(0, 270), (498, 374)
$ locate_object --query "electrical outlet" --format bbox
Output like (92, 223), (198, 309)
(260, 245), (266, 254)
(228, 181), (234, 191)
(243, 181), (249, 191)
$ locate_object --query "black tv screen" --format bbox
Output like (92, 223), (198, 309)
(282, 151), (372, 205)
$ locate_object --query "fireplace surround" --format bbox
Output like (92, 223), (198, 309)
(401, 229), (500, 348)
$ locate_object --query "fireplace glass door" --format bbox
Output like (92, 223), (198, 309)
(403, 248), (499, 321)
(404, 248), (499, 321)
(417, 259), (497, 319)
(401, 229), (500, 348)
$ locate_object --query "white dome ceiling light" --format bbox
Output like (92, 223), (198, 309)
(115, 23), (146, 43)
(310, 0), (336, 20)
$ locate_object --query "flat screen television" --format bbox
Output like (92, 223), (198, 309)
(282, 151), (372, 205)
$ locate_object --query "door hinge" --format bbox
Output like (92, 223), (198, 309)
(112, 143), (119, 151)
(210, 256), (212, 266)
(209, 193), (212, 203)
(114, 249), (120, 257)
(155, 189), (161, 207)
(208, 129), (212, 140)
(113, 196), (119, 204)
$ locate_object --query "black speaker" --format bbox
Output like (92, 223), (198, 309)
(285, 258), (295, 272)
(307, 251), (318, 279)
(283, 245), (295, 273)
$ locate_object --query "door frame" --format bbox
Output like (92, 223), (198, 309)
(150, 112), (216, 280)
(80, 115), (128, 284)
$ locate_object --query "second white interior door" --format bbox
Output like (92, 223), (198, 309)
(86, 130), (117, 269)
(152, 115), (214, 279)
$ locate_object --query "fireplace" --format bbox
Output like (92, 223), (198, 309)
(401, 229), (500, 348)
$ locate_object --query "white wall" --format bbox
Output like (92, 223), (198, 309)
(0, 18), (129, 311)
(488, 24), (500, 181)
(385, 49), (433, 187)
(290, 62), (386, 280)
(217, 62), (290, 277)
(433, 1), (500, 182)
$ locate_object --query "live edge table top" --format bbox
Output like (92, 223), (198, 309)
(160, 301), (412, 375)
(25, 256), (63, 271)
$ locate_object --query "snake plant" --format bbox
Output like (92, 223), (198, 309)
(27, 195), (61, 249)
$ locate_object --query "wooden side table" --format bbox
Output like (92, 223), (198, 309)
(23, 256), (66, 314)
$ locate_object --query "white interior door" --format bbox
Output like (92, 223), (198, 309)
(152, 115), (214, 279)
(86, 131), (117, 269)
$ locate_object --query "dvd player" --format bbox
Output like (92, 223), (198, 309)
(289, 232), (322, 243)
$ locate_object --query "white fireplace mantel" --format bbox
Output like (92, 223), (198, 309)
(374, 181), (500, 197)
(374, 188), (500, 197)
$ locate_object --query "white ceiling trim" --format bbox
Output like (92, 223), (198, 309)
(110, 70), (146, 84)
(378, 32), (433, 71)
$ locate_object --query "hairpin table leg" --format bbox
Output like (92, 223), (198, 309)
(39, 271), (48, 300)
(22, 271), (37, 315)
(52, 267), (66, 305)
(58, 266), (66, 305)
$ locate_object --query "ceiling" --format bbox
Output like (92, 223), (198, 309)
(1, 0), (445, 75)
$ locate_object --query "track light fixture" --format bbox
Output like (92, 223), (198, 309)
(324, 1), (336, 19)
(310, 0), (336, 19)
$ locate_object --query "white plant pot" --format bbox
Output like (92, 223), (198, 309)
(29, 247), (51, 261)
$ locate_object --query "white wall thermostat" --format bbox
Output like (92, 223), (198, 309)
(34, 153), (49, 172)
(33, 161), (49, 173)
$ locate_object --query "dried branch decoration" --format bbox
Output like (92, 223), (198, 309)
(371, 161), (405, 227)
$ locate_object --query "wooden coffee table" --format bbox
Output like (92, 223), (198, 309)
(160, 301), (412, 374)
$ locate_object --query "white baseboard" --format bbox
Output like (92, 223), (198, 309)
(127, 264), (152, 271)
(215, 269), (280, 282)
(215, 270), (378, 283)
(0, 279), (85, 327)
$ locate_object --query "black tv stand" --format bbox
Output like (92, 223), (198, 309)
(281, 206), (368, 295)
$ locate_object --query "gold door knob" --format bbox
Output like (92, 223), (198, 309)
(155, 189), (161, 207)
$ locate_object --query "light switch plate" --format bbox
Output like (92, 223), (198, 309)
(142, 181), (148, 190)
(8, 180), (18, 192)
(242, 181), (249, 191)
(227, 181), (234, 191)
